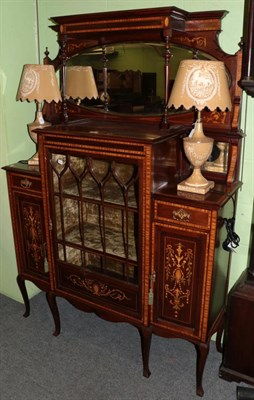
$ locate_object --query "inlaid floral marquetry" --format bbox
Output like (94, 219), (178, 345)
(177, 36), (207, 48)
(67, 274), (129, 301)
(164, 242), (193, 318)
(203, 110), (228, 124)
(23, 205), (43, 268)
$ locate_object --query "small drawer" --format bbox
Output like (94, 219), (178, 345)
(154, 200), (211, 229)
(11, 174), (42, 192)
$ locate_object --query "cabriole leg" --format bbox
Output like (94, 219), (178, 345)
(46, 292), (60, 336)
(195, 342), (210, 397)
(16, 275), (30, 317)
(138, 326), (152, 378)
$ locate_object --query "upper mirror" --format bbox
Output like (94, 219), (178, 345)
(66, 43), (212, 116)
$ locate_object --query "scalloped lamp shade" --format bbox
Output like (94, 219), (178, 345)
(16, 64), (62, 103)
(16, 64), (62, 166)
(65, 66), (98, 100)
(168, 60), (232, 194)
(168, 60), (232, 112)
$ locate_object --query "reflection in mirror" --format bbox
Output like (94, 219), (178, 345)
(204, 142), (229, 174)
(66, 43), (213, 116)
(65, 66), (98, 104)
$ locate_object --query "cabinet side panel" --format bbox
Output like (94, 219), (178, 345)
(208, 199), (234, 328)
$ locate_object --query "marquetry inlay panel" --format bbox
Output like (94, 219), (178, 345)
(67, 274), (129, 301)
(161, 236), (196, 324)
(22, 202), (44, 272)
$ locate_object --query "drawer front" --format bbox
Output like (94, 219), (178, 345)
(11, 174), (42, 193)
(154, 200), (211, 229)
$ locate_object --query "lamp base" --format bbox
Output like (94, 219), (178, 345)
(177, 179), (214, 194)
(28, 151), (39, 166)
(27, 106), (52, 166)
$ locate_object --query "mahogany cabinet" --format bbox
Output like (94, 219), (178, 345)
(219, 269), (254, 386)
(2, 5), (246, 397)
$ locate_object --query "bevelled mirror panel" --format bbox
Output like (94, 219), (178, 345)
(66, 43), (212, 116)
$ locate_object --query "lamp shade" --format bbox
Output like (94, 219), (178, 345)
(168, 60), (232, 111)
(65, 66), (98, 100)
(16, 64), (62, 103)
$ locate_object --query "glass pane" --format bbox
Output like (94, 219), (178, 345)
(50, 152), (139, 284)
(58, 244), (82, 266)
(103, 175), (124, 205)
(82, 173), (100, 200)
(63, 198), (81, 244)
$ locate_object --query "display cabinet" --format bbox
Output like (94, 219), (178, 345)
(3, 5), (245, 397)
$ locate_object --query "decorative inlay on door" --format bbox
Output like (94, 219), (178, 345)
(165, 241), (193, 319)
(23, 205), (43, 268)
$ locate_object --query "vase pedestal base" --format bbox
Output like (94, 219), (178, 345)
(177, 180), (214, 195)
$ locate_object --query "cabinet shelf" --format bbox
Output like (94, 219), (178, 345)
(57, 221), (137, 262)
(57, 239), (137, 282)
(53, 191), (138, 211)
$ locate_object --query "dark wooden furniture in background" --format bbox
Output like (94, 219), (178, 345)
(3, 6), (245, 397)
(239, 0), (254, 97)
(219, 1), (254, 393)
(219, 216), (254, 386)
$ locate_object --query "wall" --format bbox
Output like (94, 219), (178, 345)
(0, 0), (253, 301)
(0, 0), (41, 299)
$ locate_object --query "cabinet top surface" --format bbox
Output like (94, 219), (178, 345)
(154, 181), (242, 208)
(37, 119), (186, 144)
(2, 162), (40, 176)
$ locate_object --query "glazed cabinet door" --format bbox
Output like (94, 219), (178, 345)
(5, 167), (49, 289)
(45, 150), (146, 322)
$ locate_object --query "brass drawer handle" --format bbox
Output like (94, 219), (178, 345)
(20, 178), (32, 188)
(172, 208), (191, 222)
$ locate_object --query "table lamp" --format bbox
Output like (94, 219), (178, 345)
(65, 66), (98, 105)
(16, 64), (62, 165)
(168, 60), (232, 194)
